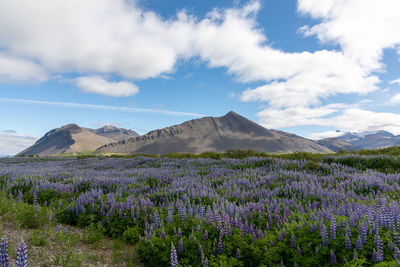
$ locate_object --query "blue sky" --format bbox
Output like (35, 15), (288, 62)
(1, 0), (400, 155)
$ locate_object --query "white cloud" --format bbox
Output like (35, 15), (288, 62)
(390, 78), (400, 85)
(390, 93), (400, 104)
(0, 0), (382, 104)
(75, 76), (138, 97)
(0, 0), (399, 136)
(297, 0), (400, 71)
(257, 106), (400, 135)
(257, 106), (338, 128)
(191, 3), (379, 108)
(0, 0), (195, 80)
(0, 53), (47, 83)
(0, 132), (38, 155)
(0, 97), (205, 117)
(309, 131), (344, 140)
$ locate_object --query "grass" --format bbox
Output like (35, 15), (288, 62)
(0, 192), (145, 266)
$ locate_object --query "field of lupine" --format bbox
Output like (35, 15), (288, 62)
(1, 155), (400, 266)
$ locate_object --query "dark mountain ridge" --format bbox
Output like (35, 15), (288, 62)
(97, 111), (332, 154)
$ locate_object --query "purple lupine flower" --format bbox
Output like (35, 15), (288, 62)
(291, 234), (297, 248)
(178, 239), (183, 253)
(359, 222), (368, 244)
(236, 248), (240, 259)
(177, 228), (182, 239)
(17, 191), (23, 202)
(199, 245), (204, 263)
(345, 233), (351, 250)
(160, 228), (166, 239)
(32, 191), (37, 206)
(394, 232), (400, 247)
(330, 217), (336, 240)
(356, 235), (363, 250)
(388, 240), (394, 252)
(217, 238), (223, 254)
(353, 249), (358, 259)
(1, 237), (9, 267)
(203, 258), (208, 267)
(320, 223), (329, 247)
(15, 241), (27, 267)
(265, 222), (270, 231)
(153, 210), (161, 229)
(170, 243), (178, 267)
(374, 233), (384, 262)
(330, 250), (336, 265)
(394, 245), (400, 259)
(167, 206), (174, 224)
(372, 248), (378, 263)
(278, 230), (286, 241)
(204, 230), (208, 241)
(130, 206), (135, 219)
(297, 245), (302, 254)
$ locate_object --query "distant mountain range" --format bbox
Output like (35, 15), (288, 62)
(18, 111), (332, 156)
(97, 111), (332, 154)
(19, 113), (400, 156)
(17, 124), (138, 156)
(316, 130), (400, 152)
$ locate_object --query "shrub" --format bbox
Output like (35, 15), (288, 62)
(122, 227), (140, 244)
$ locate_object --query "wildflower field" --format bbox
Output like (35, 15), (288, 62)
(1, 154), (400, 266)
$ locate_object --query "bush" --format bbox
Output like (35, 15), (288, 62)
(123, 227), (140, 244)
(83, 222), (104, 245)
(14, 202), (48, 229)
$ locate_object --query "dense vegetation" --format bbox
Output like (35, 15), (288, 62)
(1, 150), (400, 266)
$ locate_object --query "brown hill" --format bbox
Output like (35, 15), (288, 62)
(17, 124), (138, 156)
(97, 111), (332, 154)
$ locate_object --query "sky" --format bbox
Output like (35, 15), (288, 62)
(1, 0), (400, 155)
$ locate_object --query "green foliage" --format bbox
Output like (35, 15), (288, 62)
(30, 229), (48, 246)
(324, 154), (400, 173)
(82, 222), (105, 245)
(55, 230), (80, 248)
(123, 227), (140, 244)
(14, 202), (48, 229)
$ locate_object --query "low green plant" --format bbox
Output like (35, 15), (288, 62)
(30, 229), (48, 246)
(82, 222), (104, 246)
(122, 227), (140, 244)
(14, 202), (48, 229)
(55, 230), (80, 248)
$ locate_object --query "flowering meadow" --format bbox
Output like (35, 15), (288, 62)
(1, 155), (400, 266)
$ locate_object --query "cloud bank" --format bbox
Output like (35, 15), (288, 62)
(0, 0), (400, 134)
(0, 132), (38, 156)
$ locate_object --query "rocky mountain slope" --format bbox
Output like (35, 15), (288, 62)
(97, 111), (332, 154)
(17, 124), (138, 156)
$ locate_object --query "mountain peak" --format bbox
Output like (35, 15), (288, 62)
(224, 110), (241, 117)
(98, 112), (331, 154)
(17, 124), (138, 156)
(60, 123), (80, 130)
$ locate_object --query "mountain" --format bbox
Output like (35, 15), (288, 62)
(92, 125), (138, 141)
(316, 138), (358, 152)
(317, 130), (400, 150)
(338, 130), (395, 149)
(17, 124), (138, 156)
(97, 111), (332, 154)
